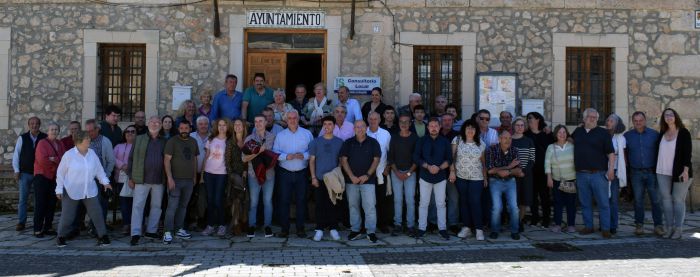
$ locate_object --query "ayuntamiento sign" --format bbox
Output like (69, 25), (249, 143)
(247, 10), (325, 28)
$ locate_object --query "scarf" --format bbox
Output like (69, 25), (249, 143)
(311, 96), (327, 120)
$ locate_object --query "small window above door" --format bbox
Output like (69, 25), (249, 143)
(248, 33), (324, 50)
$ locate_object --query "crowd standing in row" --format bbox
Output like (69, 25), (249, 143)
(11, 73), (694, 247)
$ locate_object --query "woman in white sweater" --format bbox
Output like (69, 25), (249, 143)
(55, 130), (112, 247)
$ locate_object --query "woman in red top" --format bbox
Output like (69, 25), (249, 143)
(33, 122), (66, 238)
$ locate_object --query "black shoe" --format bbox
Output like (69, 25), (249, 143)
(347, 231), (362, 241)
(511, 233), (520, 240)
(99, 235), (111, 246)
(413, 229), (426, 238)
(610, 228), (617, 234)
(489, 232), (499, 239)
(56, 237), (67, 247)
(391, 225), (402, 236)
(439, 230), (450, 240)
(276, 231), (289, 238)
(144, 232), (160, 239)
(367, 233), (378, 243)
(247, 226), (255, 238)
(16, 223), (26, 231)
(130, 235), (140, 246)
(264, 227), (273, 238)
(34, 231), (45, 238)
(406, 227), (416, 237)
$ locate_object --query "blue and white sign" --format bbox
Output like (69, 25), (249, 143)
(334, 77), (381, 95)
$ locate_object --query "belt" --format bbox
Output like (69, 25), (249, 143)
(278, 166), (306, 173)
(577, 170), (601, 173)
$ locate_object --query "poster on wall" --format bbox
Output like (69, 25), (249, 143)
(475, 72), (518, 127)
(334, 77), (380, 95)
(696, 10), (700, 29)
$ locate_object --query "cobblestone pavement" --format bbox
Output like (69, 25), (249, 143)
(0, 209), (699, 276)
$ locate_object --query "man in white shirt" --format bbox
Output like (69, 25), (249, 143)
(334, 86), (363, 124)
(366, 112), (393, 233)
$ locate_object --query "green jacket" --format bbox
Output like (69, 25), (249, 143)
(129, 133), (166, 184)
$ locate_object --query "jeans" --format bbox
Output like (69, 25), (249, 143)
(576, 172), (611, 231)
(391, 171), (416, 228)
(418, 179), (446, 231)
(552, 180), (577, 227)
(33, 175), (57, 232)
(489, 178), (519, 234)
(631, 170), (663, 226)
(455, 178), (484, 230)
(131, 183), (164, 236)
(248, 170), (275, 227)
(609, 179), (620, 230)
(315, 181), (339, 230)
(58, 192), (107, 238)
(346, 183), (376, 233)
(204, 172), (227, 226)
(164, 179), (194, 232)
(657, 174), (692, 229)
(277, 167), (308, 232)
(18, 172), (34, 224)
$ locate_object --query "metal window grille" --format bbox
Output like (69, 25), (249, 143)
(98, 44), (146, 122)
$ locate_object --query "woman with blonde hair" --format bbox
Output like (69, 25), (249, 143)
(267, 89), (295, 128)
(176, 100), (197, 130)
(199, 90), (213, 118)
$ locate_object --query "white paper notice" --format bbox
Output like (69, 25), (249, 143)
(521, 99), (544, 116)
(172, 86), (192, 110)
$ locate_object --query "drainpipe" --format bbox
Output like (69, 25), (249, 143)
(350, 0), (356, 40)
(213, 0), (221, 38)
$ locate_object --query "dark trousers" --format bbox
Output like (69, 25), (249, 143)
(481, 188), (492, 229)
(204, 172), (227, 226)
(552, 180), (577, 227)
(277, 167), (308, 232)
(455, 178), (484, 230)
(115, 183), (133, 226)
(374, 180), (394, 230)
(531, 169), (552, 226)
(315, 181), (339, 230)
(33, 175), (57, 233)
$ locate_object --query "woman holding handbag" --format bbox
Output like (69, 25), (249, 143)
(113, 125), (137, 235)
(545, 125), (577, 233)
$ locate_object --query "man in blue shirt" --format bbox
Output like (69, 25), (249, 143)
(272, 110), (313, 238)
(413, 118), (452, 240)
(209, 74), (243, 122)
(624, 111), (664, 237)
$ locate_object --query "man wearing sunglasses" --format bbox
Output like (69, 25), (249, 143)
(477, 109), (499, 146)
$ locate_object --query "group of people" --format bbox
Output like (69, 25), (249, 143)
(12, 73), (694, 248)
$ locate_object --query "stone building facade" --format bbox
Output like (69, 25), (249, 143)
(1, 0), (699, 207)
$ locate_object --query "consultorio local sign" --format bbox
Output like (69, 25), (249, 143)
(247, 10), (325, 28)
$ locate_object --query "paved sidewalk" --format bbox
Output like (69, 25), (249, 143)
(0, 209), (699, 276)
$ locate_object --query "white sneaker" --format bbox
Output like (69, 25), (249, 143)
(457, 227), (471, 238)
(201, 226), (215, 236)
(176, 229), (192, 239)
(475, 229), (485, 241)
(163, 232), (173, 244)
(216, 225), (227, 236)
(329, 229), (341, 241)
(313, 230), (323, 241)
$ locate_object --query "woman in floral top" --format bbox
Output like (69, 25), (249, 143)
(449, 119), (487, 241)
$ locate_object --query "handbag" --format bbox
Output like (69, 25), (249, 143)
(553, 145), (576, 194)
(119, 171), (134, 197)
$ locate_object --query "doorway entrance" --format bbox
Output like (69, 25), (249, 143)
(244, 29), (326, 101)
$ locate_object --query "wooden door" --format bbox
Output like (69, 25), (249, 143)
(246, 52), (286, 90)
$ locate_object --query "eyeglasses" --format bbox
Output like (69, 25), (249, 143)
(479, 117), (490, 121)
